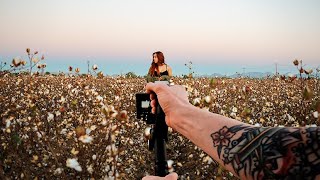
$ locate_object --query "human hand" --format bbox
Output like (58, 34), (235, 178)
(145, 83), (189, 128)
(142, 172), (178, 180)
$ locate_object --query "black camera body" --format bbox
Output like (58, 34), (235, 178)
(136, 93), (156, 124)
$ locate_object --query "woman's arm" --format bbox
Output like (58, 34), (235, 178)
(146, 83), (320, 179)
(167, 65), (172, 76)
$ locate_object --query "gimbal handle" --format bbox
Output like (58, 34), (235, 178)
(149, 93), (168, 176)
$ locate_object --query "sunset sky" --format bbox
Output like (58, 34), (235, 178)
(0, 0), (319, 76)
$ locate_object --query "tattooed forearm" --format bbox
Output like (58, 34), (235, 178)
(211, 125), (320, 179)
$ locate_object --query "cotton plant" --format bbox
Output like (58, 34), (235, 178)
(26, 48), (45, 75)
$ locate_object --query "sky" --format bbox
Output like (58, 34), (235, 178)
(0, 0), (319, 76)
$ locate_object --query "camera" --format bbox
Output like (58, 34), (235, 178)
(135, 81), (169, 176)
(136, 93), (156, 124)
(136, 81), (168, 124)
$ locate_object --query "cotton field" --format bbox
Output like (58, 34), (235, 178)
(0, 75), (319, 179)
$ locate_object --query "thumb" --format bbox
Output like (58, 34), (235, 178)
(165, 172), (178, 180)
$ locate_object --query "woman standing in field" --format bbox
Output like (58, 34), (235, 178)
(148, 51), (172, 78)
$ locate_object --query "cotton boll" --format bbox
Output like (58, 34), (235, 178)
(54, 168), (63, 175)
(5, 118), (12, 128)
(193, 98), (201, 106)
(101, 119), (107, 126)
(167, 160), (174, 169)
(47, 113), (54, 122)
(79, 135), (93, 143)
(96, 95), (103, 102)
(71, 148), (79, 155)
(168, 127), (173, 134)
(204, 96), (211, 103)
(167, 159), (174, 173)
(129, 139), (134, 145)
(144, 127), (151, 139)
(55, 111), (61, 116)
(60, 129), (67, 135)
(87, 164), (94, 174)
(203, 156), (213, 164)
(66, 158), (82, 172)
(230, 112), (236, 118)
(231, 107), (238, 113)
(92, 64), (98, 70)
(254, 123), (261, 127)
(59, 96), (65, 103)
(90, 125), (97, 131)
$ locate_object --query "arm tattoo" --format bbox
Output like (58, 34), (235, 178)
(211, 125), (320, 179)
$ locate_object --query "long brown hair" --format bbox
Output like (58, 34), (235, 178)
(148, 51), (165, 77)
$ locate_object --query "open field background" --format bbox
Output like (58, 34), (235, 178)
(0, 75), (319, 179)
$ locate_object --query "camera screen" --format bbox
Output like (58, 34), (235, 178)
(136, 93), (152, 120)
(141, 100), (150, 108)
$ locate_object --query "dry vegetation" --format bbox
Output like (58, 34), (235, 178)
(0, 75), (319, 179)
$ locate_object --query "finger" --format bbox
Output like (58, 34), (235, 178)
(151, 108), (156, 114)
(151, 100), (156, 114)
(151, 99), (157, 108)
(150, 93), (156, 100)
